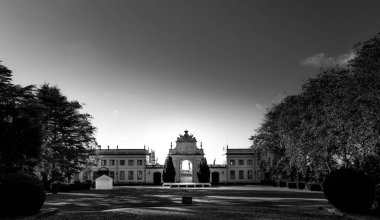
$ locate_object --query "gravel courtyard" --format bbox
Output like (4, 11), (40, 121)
(38, 185), (362, 219)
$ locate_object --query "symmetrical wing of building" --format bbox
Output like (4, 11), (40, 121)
(76, 130), (264, 184)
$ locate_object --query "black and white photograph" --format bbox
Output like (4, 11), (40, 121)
(0, 0), (380, 219)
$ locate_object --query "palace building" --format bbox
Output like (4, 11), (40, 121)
(76, 130), (264, 184)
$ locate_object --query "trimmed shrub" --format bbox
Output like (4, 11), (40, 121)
(308, 183), (323, 191)
(0, 173), (46, 216)
(279, 181), (287, 187)
(71, 180), (92, 190)
(298, 182), (306, 190)
(288, 182), (297, 189)
(197, 158), (211, 183)
(323, 168), (375, 213)
(51, 183), (59, 193)
(82, 180), (92, 190)
(375, 184), (380, 209)
(58, 183), (72, 192)
(72, 181), (81, 190)
(163, 156), (176, 183)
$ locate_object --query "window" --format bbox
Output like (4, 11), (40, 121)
(101, 160), (107, 166)
(128, 171), (134, 180)
(248, 170), (253, 179)
(128, 160), (134, 166)
(247, 159), (252, 165)
(110, 171), (115, 179)
(239, 170), (244, 180)
(137, 171), (143, 180)
(230, 170), (235, 180)
(120, 160), (125, 166)
(230, 160), (235, 165)
(109, 160), (115, 166)
(238, 160), (244, 165)
(137, 160), (143, 166)
(119, 171), (125, 180)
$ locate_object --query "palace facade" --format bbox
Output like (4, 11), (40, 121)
(76, 130), (264, 184)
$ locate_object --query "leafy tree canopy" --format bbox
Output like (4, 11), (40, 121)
(0, 62), (97, 181)
(36, 84), (97, 182)
(0, 62), (43, 174)
(251, 32), (380, 182)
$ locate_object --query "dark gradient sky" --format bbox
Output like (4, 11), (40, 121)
(1, 0), (379, 163)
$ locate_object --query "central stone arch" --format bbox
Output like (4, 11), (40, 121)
(169, 130), (205, 183)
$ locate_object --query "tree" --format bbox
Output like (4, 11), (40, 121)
(197, 158), (210, 183)
(0, 62), (43, 174)
(162, 156), (175, 182)
(36, 84), (97, 182)
(349, 32), (380, 74)
(252, 32), (380, 182)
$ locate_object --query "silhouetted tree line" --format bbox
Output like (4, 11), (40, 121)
(251, 32), (380, 183)
(0, 63), (97, 185)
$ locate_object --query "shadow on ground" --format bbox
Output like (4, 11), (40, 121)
(42, 185), (378, 219)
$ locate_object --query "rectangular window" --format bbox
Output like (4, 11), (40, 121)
(137, 160), (143, 166)
(238, 160), (244, 165)
(230, 160), (235, 165)
(128, 160), (134, 166)
(101, 160), (107, 166)
(110, 171), (115, 179)
(248, 170), (253, 179)
(230, 170), (235, 180)
(137, 171), (143, 180)
(247, 159), (252, 165)
(128, 171), (134, 180)
(109, 160), (115, 166)
(120, 160), (125, 166)
(119, 171), (125, 180)
(239, 170), (244, 179)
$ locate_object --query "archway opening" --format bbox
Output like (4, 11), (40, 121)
(180, 160), (193, 182)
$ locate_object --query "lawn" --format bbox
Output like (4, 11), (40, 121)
(39, 185), (370, 219)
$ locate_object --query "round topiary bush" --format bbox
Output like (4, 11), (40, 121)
(0, 173), (46, 216)
(288, 182), (297, 189)
(297, 182), (306, 190)
(308, 183), (323, 191)
(58, 183), (72, 192)
(323, 168), (375, 213)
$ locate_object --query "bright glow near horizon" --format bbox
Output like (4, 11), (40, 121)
(1, 1), (379, 164)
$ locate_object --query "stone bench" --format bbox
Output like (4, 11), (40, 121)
(162, 183), (211, 188)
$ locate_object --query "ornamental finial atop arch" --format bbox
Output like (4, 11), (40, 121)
(177, 130), (196, 142)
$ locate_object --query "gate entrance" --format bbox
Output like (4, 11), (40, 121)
(168, 130), (205, 183)
(180, 160), (193, 182)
